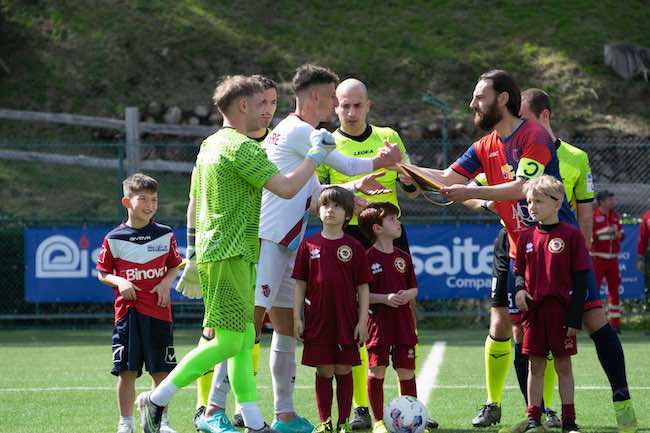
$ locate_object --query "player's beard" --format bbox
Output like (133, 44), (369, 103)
(474, 99), (502, 131)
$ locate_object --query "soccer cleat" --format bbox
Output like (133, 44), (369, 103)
(137, 391), (164, 433)
(337, 421), (353, 433)
(614, 400), (638, 433)
(245, 423), (280, 433)
(312, 419), (333, 433)
(561, 421), (580, 433)
(160, 411), (177, 433)
(543, 409), (562, 429)
(523, 419), (545, 433)
(373, 420), (388, 433)
(472, 403), (501, 427)
(497, 419), (527, 433)
(350, 407), (372, 430)
(426, 418), (439, 430)
(117, 422), (135, 433)
(233, 413), (245, 428)
(196, 410), (239, 433)
(272, 415), (315, 433)
(194, 406), (207, 431)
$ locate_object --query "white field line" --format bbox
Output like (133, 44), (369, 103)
(416, 341), (447, 405)
(2, 384), (650, 393)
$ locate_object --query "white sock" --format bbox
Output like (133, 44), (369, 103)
(149, 379), (178, 407)
(240, 402), (265, 430)
(119, 415), (135, 428)
(208, 361), (231, 409)
(270, 331), (296, 415)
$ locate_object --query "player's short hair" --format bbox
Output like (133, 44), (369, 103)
(523, 175), (564, 202)
(358, 202), (400, 243)
(292, 64), (339, 94)
(251, 74), (278, 90)
(521, 88), (552, 117)
(212, 75), (263, 114)
(123, 173), (158, 197)
(318, 186), (355, 224)
(479, 69), (521, 117)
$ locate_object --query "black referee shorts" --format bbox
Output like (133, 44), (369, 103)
(490, 228), (510, 308)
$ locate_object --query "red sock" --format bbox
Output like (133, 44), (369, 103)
(368, 376), (385, 422)
(335, 372), (353, 426)
(562, 404), (575, 423)
(315, 374), (333, 422)
(527, 405), (542, 424)
(399, 378), (417, 397)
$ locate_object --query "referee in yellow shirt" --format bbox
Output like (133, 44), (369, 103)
(317, 78), (438, 431)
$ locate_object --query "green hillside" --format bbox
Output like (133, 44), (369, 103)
(1, 0), (650, 140)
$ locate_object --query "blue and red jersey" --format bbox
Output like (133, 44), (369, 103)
(451, 119), (576, 258)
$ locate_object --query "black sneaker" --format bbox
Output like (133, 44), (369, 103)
(543, 409), (562, 429)
(471, 403), (501, 427)
(233, 413), (245, 428)
(137, 391), (164, 433)
(193, 406), (206, 431)
(426, 418), (439, 430)
(561, 421), (580, 433)
(350, 407), (371, 430)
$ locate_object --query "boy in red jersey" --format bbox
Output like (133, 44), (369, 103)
(97, 173), (183, 433)
(513, 175), (590, 433)
(357, 203), (419, 433)
(293, 186), (372, 433)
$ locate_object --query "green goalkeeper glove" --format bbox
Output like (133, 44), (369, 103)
(306, 128), (336, 165)
(175, 246), (202, 299)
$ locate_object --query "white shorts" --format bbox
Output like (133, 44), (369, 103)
(255, 239), (296, 309)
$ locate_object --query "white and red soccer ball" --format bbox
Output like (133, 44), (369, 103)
(383, 396), (428, 433)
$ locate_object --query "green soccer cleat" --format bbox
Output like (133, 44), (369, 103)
(312, 419), (333, 433)
(271, 415), (315, 433)
(136, 391), (164, 433)
(196, 409), (238, 433)
(614, 400), (638, 433)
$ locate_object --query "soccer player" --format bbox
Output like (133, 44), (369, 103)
(97, 173), (183, 433)
(357, 203), (419, 433)
(412, 69), (636, 432)
(591, 190), (625, 331)
(514, 175), (589, 433)
(176, 75), (281, 432)
(137, 75), (338, 433)
(316, 78), (422, 430)
(636, 207), (650, 310)
(292, 186), (372, 433)
(253, 64), (402, 433)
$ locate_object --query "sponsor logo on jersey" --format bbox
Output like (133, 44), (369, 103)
(526, 242), (534, 254)
(371, 263), (383, 274)
(147, 244), (169, 253)
(407, 348), (415, 359)
(125, 267), (166, 281)
(262, 284), (271, 298)
(310, 248), (321, 259)
(129, 235), (152, 242)
(394, 257), (407, 273)
(595, 216), (606, 223)
(337, 245), (353, 262)
(548, 238), (565, 254)
(488, 151), (500, 158)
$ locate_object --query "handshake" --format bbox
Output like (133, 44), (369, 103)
(306, 128), (337, 165)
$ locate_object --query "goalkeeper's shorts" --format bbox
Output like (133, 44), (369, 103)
(198, 257), (256, 332)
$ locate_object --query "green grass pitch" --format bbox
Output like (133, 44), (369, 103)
(1, 328), (648, 433)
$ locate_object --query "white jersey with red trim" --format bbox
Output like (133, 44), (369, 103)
(260, 114), (375, 250)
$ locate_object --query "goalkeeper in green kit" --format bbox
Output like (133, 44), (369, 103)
(137, 75), (339, 433)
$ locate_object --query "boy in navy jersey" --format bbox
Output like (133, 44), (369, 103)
(97, 173), (183, 433)
(293, 186), (372, 433)
(513, 175), (590, 433)
(358, 203), (419, 433)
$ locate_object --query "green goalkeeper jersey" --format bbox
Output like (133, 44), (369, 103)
(316, 124), (409, 225)
(191, 127), (278, 264)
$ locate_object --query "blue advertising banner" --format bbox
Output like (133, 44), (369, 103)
(25, 224), (646, 302)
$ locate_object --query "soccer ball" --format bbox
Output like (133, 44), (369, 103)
(383, 396), (428, 433)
